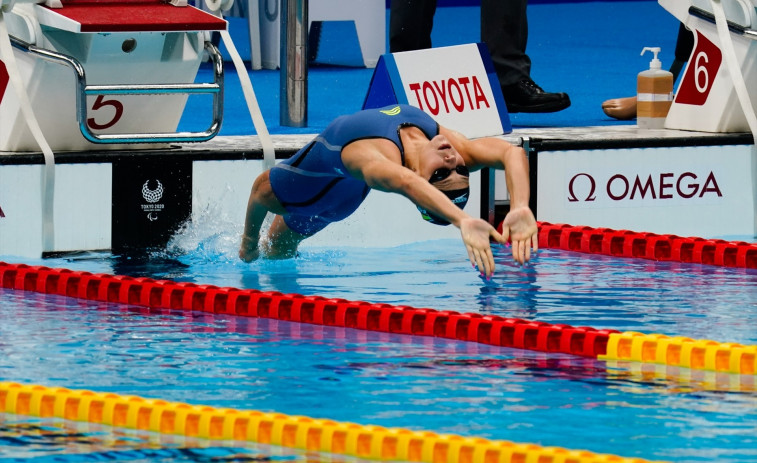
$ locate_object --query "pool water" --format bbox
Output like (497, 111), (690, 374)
(1, 285), (756, 463)
(11, 235), (757, 344)
(1, 236), (757, 463)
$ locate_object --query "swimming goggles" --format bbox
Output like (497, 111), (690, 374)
(429, 165), (470, 184)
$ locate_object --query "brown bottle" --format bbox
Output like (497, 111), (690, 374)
(637, 47), (674, 129)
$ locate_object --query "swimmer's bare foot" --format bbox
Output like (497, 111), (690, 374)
(602, 96), (637, 120)
(239, 235), (260, 262)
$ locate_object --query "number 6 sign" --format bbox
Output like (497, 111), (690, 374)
(674, 31), (723, 106)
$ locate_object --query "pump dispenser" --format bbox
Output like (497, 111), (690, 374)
(637, 47), (674, 129)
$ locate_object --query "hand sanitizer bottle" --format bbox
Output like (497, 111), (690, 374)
(637, 47), (674, 129)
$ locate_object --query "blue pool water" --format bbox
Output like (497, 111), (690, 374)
(8, 236), (757, 344)
(1, 238), (757, 463)
(1, 284), (756, 463)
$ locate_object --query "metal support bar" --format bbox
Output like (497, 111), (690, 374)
(480, 167), (495, 225)
(280, 0), (307, 127)
(9, 36), (224, 144)
(689, 6), (757, 40)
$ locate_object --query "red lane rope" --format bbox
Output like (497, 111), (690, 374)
(2, 223), (753, 361)
(527, 222), (757, 268)
(0, 261), (617, 358)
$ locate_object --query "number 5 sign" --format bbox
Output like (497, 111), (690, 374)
(87, 95), (124, 130)
(674, 31), (722, 106)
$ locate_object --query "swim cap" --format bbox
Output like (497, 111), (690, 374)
(417, 187), (469, 226)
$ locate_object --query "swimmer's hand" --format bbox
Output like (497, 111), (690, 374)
(239, 235), (260, 262)
(460, 217), (505, 279)
(499, 206), (538, 265)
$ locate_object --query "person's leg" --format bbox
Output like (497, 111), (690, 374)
(240, 170), (287, 262)
(482, 0), (570, 113)
(261, 215), (308, 259)
(601, 96), (637, 120)
(389, 0), (437, 52)
(480, 0), (530, 86)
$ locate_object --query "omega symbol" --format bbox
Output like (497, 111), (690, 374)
(567, 173), (596, 202)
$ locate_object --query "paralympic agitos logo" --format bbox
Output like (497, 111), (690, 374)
(567, 171), (723, 202)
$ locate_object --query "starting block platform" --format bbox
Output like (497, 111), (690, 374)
(35, 1), (227, 33)
(0, 126), (754, 257)
(0, 0), (227, 152)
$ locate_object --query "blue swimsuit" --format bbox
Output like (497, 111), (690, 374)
(269, 105), (439, 236)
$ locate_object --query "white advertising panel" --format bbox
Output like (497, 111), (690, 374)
(537, 144), (757, 238)
(390, 44), (508, 138)
(0, 163), (111, 257)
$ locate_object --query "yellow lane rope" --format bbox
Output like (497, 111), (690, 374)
(600, 332), (757, 375)
(0, 381), (667, 463)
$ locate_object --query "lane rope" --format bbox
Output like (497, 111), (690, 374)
(531, 221), (757, 268)
(0, 381), (667, 463)
(1, 243), (755, 376)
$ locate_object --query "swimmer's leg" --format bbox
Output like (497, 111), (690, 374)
(262, 215), (309, 258)
(240, 170), (287, 262)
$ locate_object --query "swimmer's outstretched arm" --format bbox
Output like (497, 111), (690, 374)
(343, 142), (505, 278)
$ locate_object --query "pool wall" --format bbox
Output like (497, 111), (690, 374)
(0, 144), (479, 257)
(3, 129), (756, 258)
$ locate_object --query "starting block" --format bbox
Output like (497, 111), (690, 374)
(0, 0), (227, 152)
(660, 0), (757, 132)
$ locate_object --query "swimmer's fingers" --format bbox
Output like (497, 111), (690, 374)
(460, 218), (499, 278)
(505, 222), (539, 265)
(465, 244), (493, 279)
(511, 235), (536, 265)
(466, 244), (482, 274)
(513, 240), (531, 265)
(499, 223), (526, 264)
(483, 246), (495, 278)
(465, 244), (476, 270)
(525, 232), (538, 262)
(511, 239), (522, 265)
(497, 223), (510, 246)
(469, 246), (494, 279)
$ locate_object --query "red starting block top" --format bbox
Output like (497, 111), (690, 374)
(39, 0), (227, 33)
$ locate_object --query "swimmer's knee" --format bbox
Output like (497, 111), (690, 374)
(252, 172), (286, 214)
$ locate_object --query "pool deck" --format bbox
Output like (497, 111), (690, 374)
(2, 124), (750, 162)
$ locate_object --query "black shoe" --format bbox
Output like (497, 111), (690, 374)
(501, 79), (571, 113)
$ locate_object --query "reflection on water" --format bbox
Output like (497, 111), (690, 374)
(0, 417), (306, 462)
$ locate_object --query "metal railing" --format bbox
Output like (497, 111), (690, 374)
(9, 36), (224, 144)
